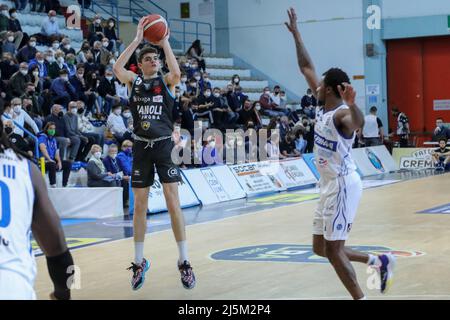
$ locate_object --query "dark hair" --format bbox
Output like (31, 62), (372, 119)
(439, 138), (448, 144)
(391, 107), (399, 113)
(186, 39), (202, 56)
(138, 46), (158, 63)
(43, 122), (56, 132)
(370, 106), (377, 113)
(9, 8), (16, 14)
(437, 117), (443, 121)
(59, 69), (69, 76)
(0, 120), (28, 160)
(322, 68), (350, 98)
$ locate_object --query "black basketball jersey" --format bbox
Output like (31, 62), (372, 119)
(129, 75), (175, 139)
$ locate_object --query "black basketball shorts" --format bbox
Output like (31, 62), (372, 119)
(131, 138), (182, 188)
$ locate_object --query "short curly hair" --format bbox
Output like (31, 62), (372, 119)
(322, 68), (350, 98)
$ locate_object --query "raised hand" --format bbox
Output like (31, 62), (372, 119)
(135, 17), (145, 43)
(285, 7), (299, 34)
(338, 83), (356, 106)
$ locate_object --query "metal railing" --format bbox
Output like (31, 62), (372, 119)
(169, 19), (213, 54)
(129, 0), (167, 20)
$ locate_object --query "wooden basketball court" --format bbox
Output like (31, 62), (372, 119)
(34, 173), (450, 300)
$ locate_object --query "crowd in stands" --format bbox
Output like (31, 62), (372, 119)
(1, 6), (448, 206)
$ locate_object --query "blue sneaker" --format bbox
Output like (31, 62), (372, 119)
(379, 254), (396, 294)
(127, 258), (150, 291)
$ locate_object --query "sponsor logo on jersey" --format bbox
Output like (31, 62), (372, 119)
(141, 121), (151, 131)
(365, 148), (384, 172)
(153, 95), (163, 103)
(211, 244), (425, 264)
(137, 105), (162, 120)
(153, 86), (162, 95)
(317, 158), (328, 168)
(314, 133), (337, 152)
(135, 77), (142, 85)
(167, 167), (179, 178)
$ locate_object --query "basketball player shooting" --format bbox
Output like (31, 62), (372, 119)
(285, 7), (395, 299)
(0, 120), (75, 300)
(113, 17), (196, 291)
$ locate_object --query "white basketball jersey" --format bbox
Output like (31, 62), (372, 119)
(314, 104), (357, 179)
(0, 149), (36, 286)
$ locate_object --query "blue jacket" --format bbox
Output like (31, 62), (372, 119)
(37, 133), (58, 160)
(103, 156), (121, 174)
(116, 151), (132, 176)
(50, 77), (76, 98)
(28, 59), (48, 78)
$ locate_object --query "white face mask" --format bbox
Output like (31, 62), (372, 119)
(46, 56), (55, 63)
(7, 36), (14, 42)
(123, 112), (131, 118)
(29, 42), (36, 48)
(255, 105), (261, 111)
(181, 78), (187, 83)
(61, 76), (68, 82)
(190, 83), (197, 88)
(109, 153), (117, 159)
(214, 93), (221, 98)
(11, 12), (17, 18)
(109, 59), (115, 65)
(109, 22), (114, 27)
(58, 57), (65, 63)
(106, 76), (113, 81)
(194, 76), (201, 81)
(204, 92), (211, 98)
(20, 69), (28, 76)
(50, 16), (56, 22)
(64, 44), (71, 50)
(233, 78), (239, 84)
(71, 108), (78, 114)
(93, 151), (102, 159)
(37, 59), (44, 64)
(114, 109), (121, 115)
(13, 105), (22, 113)
(33, 71), (39, 76)
(175, 93), (181, 98)
(95, 19), (101, 24)
(52, 43), (59, 49)
(204, 78), (209, 82)
(102, 42), (109, 48)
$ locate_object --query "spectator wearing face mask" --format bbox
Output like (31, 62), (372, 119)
(301, 88), (317, 117)
(230, 74), (240, 89)
(38, 10), (64, 46)
(186, 77), (200, 98)
(87, 144), (116, 187)
(60, 37), (76, 56)
(107, 105), (132, 145)
(48, 50), (69, 79)
(188, 61), (200, 79)
(121, 106), (133, 130)
(292, 125), (307, 154)
(199, 72), (212, 94)
(300, 116), (315, 154)
(77, 40), (91, 64)
(76, 100), (103, 146)
(64, 101), (91, 161)
(88, 14), (105, 46)
(9, 62), (30, 97)
(17, 37), (37, 63)
(98, 69), (125, 115)
(50, 69), (76, 108)
(200, 136), (221, 167)
(259, 87), (288, 118)
(4, 120), (33, 157)
(28, 51), (48, 78)
(279, 133), (300, 158)
(227, 85), (248, 112)
(2, 31), (17, 55)
(0, 5), (23, 48)
(65, 53), (77, 77)
(8, 8), (25, 41)
(21, 92), (43, 131)
(238, 100), (262, 130)
(38, 121), (72, 188)
(186, 39), (206, 73)
(116, 140), (133, 179)
(2, 98), (39, 138)
(0, 52), (19, 82)
(178, 73), (188, 96)
(103, 143), (130, 206)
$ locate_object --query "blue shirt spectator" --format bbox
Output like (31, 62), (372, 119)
(38, 132), (57, 159)
(41, 13), (61, 37)
(29, 54), (48, 78)
(116, 141), (133, 176)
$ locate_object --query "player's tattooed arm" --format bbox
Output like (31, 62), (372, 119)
(113, 17), (144, 86)
(285, 7), (320, 96)
(335, 83), (365, 135)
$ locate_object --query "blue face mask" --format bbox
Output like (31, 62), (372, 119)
(125, 147), (132, 154)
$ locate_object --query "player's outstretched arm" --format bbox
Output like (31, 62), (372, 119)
(154, 32), (181, 87)
(285, 7), (320, 96)
(30, 162), (74, 300)
(335, 83), (365, 135)
(113, 18), (144, 86)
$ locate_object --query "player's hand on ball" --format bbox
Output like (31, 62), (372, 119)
(285, 7), (299, 33)
(135, 17), (145, 43)
(338, 82), (356, 106)
(152, 31), (170, 47)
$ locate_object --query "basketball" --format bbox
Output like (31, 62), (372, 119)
(143, 14), (169, 43)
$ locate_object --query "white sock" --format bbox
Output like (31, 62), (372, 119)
(134, 242), (144, 264)
(177, 241), (189, 264)
(367, 254), (382, 267)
